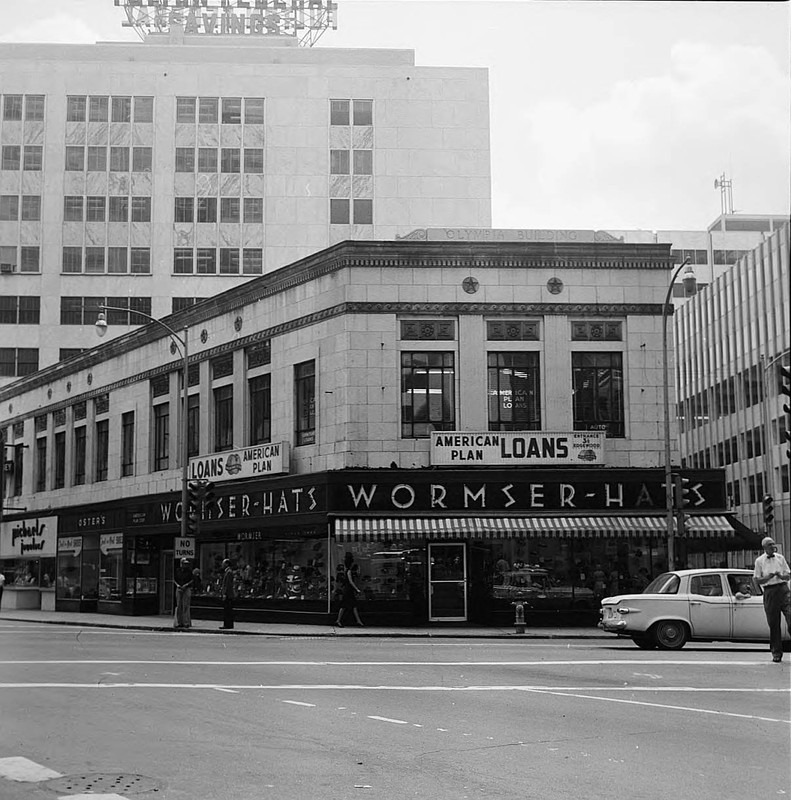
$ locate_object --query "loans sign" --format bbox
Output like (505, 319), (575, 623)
(430, 431), (605, 466)
(188, 442), (289, 482)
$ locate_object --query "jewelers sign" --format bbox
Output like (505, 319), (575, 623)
(0, 516), (58, 558)
(430, 431), (605, 466)
(188, 442), (289, 482)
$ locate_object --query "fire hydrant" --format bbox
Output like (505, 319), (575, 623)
(513, 602), (526, 635)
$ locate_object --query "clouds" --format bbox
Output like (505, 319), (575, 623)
(0, 13), (103, 44)
(497, 41), (790, 229)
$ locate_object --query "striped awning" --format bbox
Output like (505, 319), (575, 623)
(334, 515), (738, 542)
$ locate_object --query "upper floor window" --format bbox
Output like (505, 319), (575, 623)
(294, 360), (316, 446)
(187, 394), (200, 458)
(89, 96), (109, 122)
(152, 403), (170, 471)
(25, 95), (45, 121)
(35, 436), (47, 493)
(73, 426), (87, 486)
(245, 98), (265, 125)
(221, 98), (242, 124)
(488, 352), (541, 432)
(66, 96), (87, 122)
(249, 374), (271, 445)
(121, 411), (135, 477)
(572, 352), (624, 437)
(400, 352), (455, 439)
(213, 385), (234, 452)
(95, 419), (109, 482)
(54, 431), (66, 489)
(111, 96), (132, 123)
(3, 94), (23, 120)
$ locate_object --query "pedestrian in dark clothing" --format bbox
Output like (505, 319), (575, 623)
(335, 552), (364, 627)
(219, 558), (235, 630)
(173, 558), (193, 629)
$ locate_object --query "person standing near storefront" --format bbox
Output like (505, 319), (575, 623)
(335, 552), (364, 628)
(753, 537), (791, 663)
(219, 559), (235, 630)
(0, 570), (5, 608)
(173, 558), (193, 630)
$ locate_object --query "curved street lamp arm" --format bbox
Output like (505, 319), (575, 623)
(96, 304), (186, 354)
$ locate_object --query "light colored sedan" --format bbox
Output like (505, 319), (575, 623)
(599, 568), (791, 650)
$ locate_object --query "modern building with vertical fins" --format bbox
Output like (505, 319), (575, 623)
(674, 220), (790, 558)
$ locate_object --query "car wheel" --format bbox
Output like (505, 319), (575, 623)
(631, 633), (656, 650)
(651, 620), (689, 650)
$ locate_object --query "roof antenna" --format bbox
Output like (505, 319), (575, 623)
(713, 173), (733, 215)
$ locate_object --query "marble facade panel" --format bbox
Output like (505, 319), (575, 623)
(109, 124), (131, 146)
(196, 225), (219, 248)
(352, 175), (373, 198)
(108, 173), (130, 195)
(242, 173), (265, 196)
(107, 224), (130, 247)
(20, 172), (43, 195)
(218, 225), (239, 247)
(84, 223), (105, 246)
(131, 173), (152, 196)
(18, 223), (41, 246)
(329, 127), (350, 149)
(61, 225), (83, 246)
(62, 173), (86, 195)
(175, 124), (196, 146)
(131, 125), (153, 147)
(220, 126), (242, 147)
(329, 175), (350, 198)
(24, 123), (45, 145)
(173, 224), (194, 247)
(243, 126), (265, 148)
(130, 222), (151, 246)
(174, 174), (196, 195)
(195, 174), (218, 196)
(351, 127), (374, 149)
(242, 224), (264, 247)
(197, 126), (219, 147)
(220, 174), (241, 196)
(65, 122), (86, 145)
(87, 124), (108, 145)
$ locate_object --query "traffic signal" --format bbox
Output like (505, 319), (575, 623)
(763, 494), (775, 526)
(203, 481), (216, 510)
(674, 474), (692, 509)
(781, 365), (790, 460)
(187, 479), (204, 534)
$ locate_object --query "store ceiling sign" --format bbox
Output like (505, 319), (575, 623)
(115, 0), (338, 38)
(188, 442), (289, 482)
(0, 516), (58, 558)
(431, 431), (605, 467)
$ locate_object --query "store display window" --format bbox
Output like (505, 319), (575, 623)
(124, 536), (159, 597)
(4, 557), (55, 587)
(331, 539), (427, 605)
(195, 536), (328, 604)
(99, 533), (123, 601)
(57, 537), (82, 598)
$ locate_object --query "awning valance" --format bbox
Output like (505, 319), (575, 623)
(334, 515), (738, 542)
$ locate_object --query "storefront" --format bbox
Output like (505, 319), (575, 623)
(0, 515), (57, 610)
(41, 466), (754, 625)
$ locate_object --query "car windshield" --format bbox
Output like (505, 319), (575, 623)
(643, 573), (680, 594)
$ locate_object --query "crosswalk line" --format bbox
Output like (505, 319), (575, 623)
(0, 756), (62, 782)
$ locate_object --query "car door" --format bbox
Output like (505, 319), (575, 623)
(688, 573), (731, 638)
(728, 574), (769, 640)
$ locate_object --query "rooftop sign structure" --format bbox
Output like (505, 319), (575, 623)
(115, 0), (338, 46)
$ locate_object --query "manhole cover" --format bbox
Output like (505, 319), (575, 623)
(44, 773), (163, 794)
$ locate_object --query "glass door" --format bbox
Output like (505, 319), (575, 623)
(428, 542), (467, 621)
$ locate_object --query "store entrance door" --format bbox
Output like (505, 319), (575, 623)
(160, 551), (174, 615)
(428, 542), (467, 622)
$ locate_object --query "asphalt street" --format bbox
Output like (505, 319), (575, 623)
(1, 621), (789, 800)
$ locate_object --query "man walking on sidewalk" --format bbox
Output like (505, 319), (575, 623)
(753, 537), (791, 662)
(219, 559), (235, 630)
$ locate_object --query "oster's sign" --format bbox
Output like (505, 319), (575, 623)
(431, 431), (605, 466)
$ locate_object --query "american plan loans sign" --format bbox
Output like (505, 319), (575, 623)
(431, 431), (605, 466)
(188, 442), (289, 482)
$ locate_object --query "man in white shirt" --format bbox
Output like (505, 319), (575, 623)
(753, 537), (791, 662)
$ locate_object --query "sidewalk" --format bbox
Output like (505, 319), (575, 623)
(0, 608), (610, 639)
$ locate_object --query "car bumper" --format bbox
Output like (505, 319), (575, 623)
(599, 619), (628, 632)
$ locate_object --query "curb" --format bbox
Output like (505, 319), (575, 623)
(0, 615), (610, 639)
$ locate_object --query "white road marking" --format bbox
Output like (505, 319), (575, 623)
(282, 700), (316, 707)
(0, 658), (774, 666)
(0, 683), (787, 693)
(0, 756), (62, 781)
(367, 715), (408, 724)
(517, 687), (791, 724)
(59, 795), (129, 800)
(212, 687), (239, 693)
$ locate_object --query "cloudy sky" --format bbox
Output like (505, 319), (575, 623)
(2, 0), (788, 231)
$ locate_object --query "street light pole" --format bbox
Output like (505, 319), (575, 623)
(95, 306), (190, 540)
(662, 258), (695, 571)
